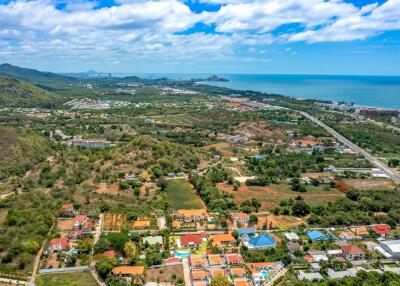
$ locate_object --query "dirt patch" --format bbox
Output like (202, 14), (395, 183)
(146, 264), (184, 283)
(97, 182), (122, 195)
(344, 179), (395, 190)
(267, 215), (305, 229)
(57, 219), (74, 231)
(103, 213), (127, 231)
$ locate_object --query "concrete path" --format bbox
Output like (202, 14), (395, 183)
(182, 257), (191, 286)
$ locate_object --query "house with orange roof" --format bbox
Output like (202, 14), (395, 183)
(234, 278), (253, 286)
(351, 226), (369, 238)
(226, 253), (244, 265)
(210, 268), (227, 278)
(177, 209), (208, 223)
(208, 254), (226, 267)
(339, 231), (357, 240)
(230, 268), (247, 278)
(112, 266), (145, 284)
(191, 270), (209, 282)
(73, 214), (87, 229)
(172, 220), (181, 229)
(190, 255), (208, 268)
(132, 220), (150, 229)
(209, 233), (236, 249)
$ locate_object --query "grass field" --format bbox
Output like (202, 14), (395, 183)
(165, 179), (204, 210)
(36, 271), (98, 286)
(217, 182), (345, 209)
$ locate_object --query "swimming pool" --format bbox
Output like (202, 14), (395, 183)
(173, 250), (191, 258)
(261, 270), (270, 280)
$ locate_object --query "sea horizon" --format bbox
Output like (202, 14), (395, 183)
(108, 73), (400, 110)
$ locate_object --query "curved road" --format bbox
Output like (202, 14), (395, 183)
(299, 111), (400, 184)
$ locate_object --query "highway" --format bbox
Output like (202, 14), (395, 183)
(299, 111), (400, 184)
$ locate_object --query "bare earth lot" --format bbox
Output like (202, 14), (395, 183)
(146, 264), (184, 283)
(217, 182), (345, 209)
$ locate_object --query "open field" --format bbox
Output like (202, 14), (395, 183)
(147, 113), (200, 126)
(36, 271), (98, 286)
(266, 215), (305, 229)
(103, 213), (127, 231)
(217, 182), (345, 209)
(146, 264), (184, 283)
(343, 178), (396, 190)
(165, 179), (204, 210)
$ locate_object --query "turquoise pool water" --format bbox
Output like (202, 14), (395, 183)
(173, 250), (191, 258)
(261, 270), (270, 279)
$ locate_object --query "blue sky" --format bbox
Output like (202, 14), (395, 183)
(0, 0), (399, 75)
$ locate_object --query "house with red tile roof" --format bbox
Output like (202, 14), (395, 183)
(373, 224), (391, 237)
(180, 232), (206, 248)
(209, 233), (236, 249)
(226, 253), (244, 265)
(210, 268), (227, 278)
(341, 244), (365, 261)
(191, 270), (209, 282)
(208, 254), (226, 267)
(49, 238), (69, 253)
(190, 255), (208, 268)
(61, 203), (75, 215)
(103, 250), (116, 258)
(69, 229), (83, 240)
(230, 267), (247, 278)
(73, 215), (87, 229)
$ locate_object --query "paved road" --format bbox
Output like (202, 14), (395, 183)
(299, 111), (400, 184)
(266, 267), (287, 286)
(182, 257), (191, 286)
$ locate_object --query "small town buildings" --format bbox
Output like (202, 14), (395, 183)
(190, 255), (208, 268)
(339, 231), (357, 240)
(208, 254), (226, 267)
(209, 233), (236, 249)
(375, 240), (400, 258)
(341, 245), (365, 261)
(60, 203), (75, 215)
(297, 270), (323, 281)
(327, 249), (343, 258)
(231, 267), (247, 278)
(49, 238), (69, 253)
(191, 270), (209, 283)
(243, 233), (276, 249)
(306, 230), (330, 241)
(177, 209), (208, 223)
(373, 224), (391, 237)
(351, 226), (369, 238)
(227, 135), (248, 144)
(231, 213), (250, 224)
(180, 232), (206, 248)
(143, 236), (163, 246)
(69, 230), (83, 240)
(287, 241), (302, 252)
(210, 268), (227, 278)
(132, 220), (150, 229)
(246, 262), (283, 286)
(284, 232), (299, 241)
(306, 251), (328, 262)
(327, 268), (357, 279)
(226, 253), (244, 265)
(233, 278), (253, 286)
(73, 215), (87, 229)
(235, 229), (255, 237)
(112, 266), (145, 284)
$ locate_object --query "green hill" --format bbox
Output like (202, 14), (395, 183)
(0, 127), (53, 181)
(0, 63), (77, 90)
(0, 77), (62, 107)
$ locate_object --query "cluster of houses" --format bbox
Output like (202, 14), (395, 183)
(44, 204), (95, 268)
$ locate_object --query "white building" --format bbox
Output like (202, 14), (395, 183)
(375, 240), (400, 258)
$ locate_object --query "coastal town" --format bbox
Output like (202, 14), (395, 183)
(0, 64), (400, 286)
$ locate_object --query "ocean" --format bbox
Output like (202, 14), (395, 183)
(118, 73), (400, 110)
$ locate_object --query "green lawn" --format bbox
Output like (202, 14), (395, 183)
(36, 271), (98, 286)
(165, 179), (204, 210)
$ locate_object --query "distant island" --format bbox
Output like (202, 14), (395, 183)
(194, 75), (229, 82)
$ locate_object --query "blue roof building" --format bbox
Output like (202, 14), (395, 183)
(235, 228), (255, 236)
(244, 233), (276, 249)
(307, 230), (330, 241)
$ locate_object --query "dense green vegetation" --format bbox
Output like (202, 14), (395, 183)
(0, 127), (53, 182)
(0, 192), (56, 275)
(0, 77), (62, 107)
